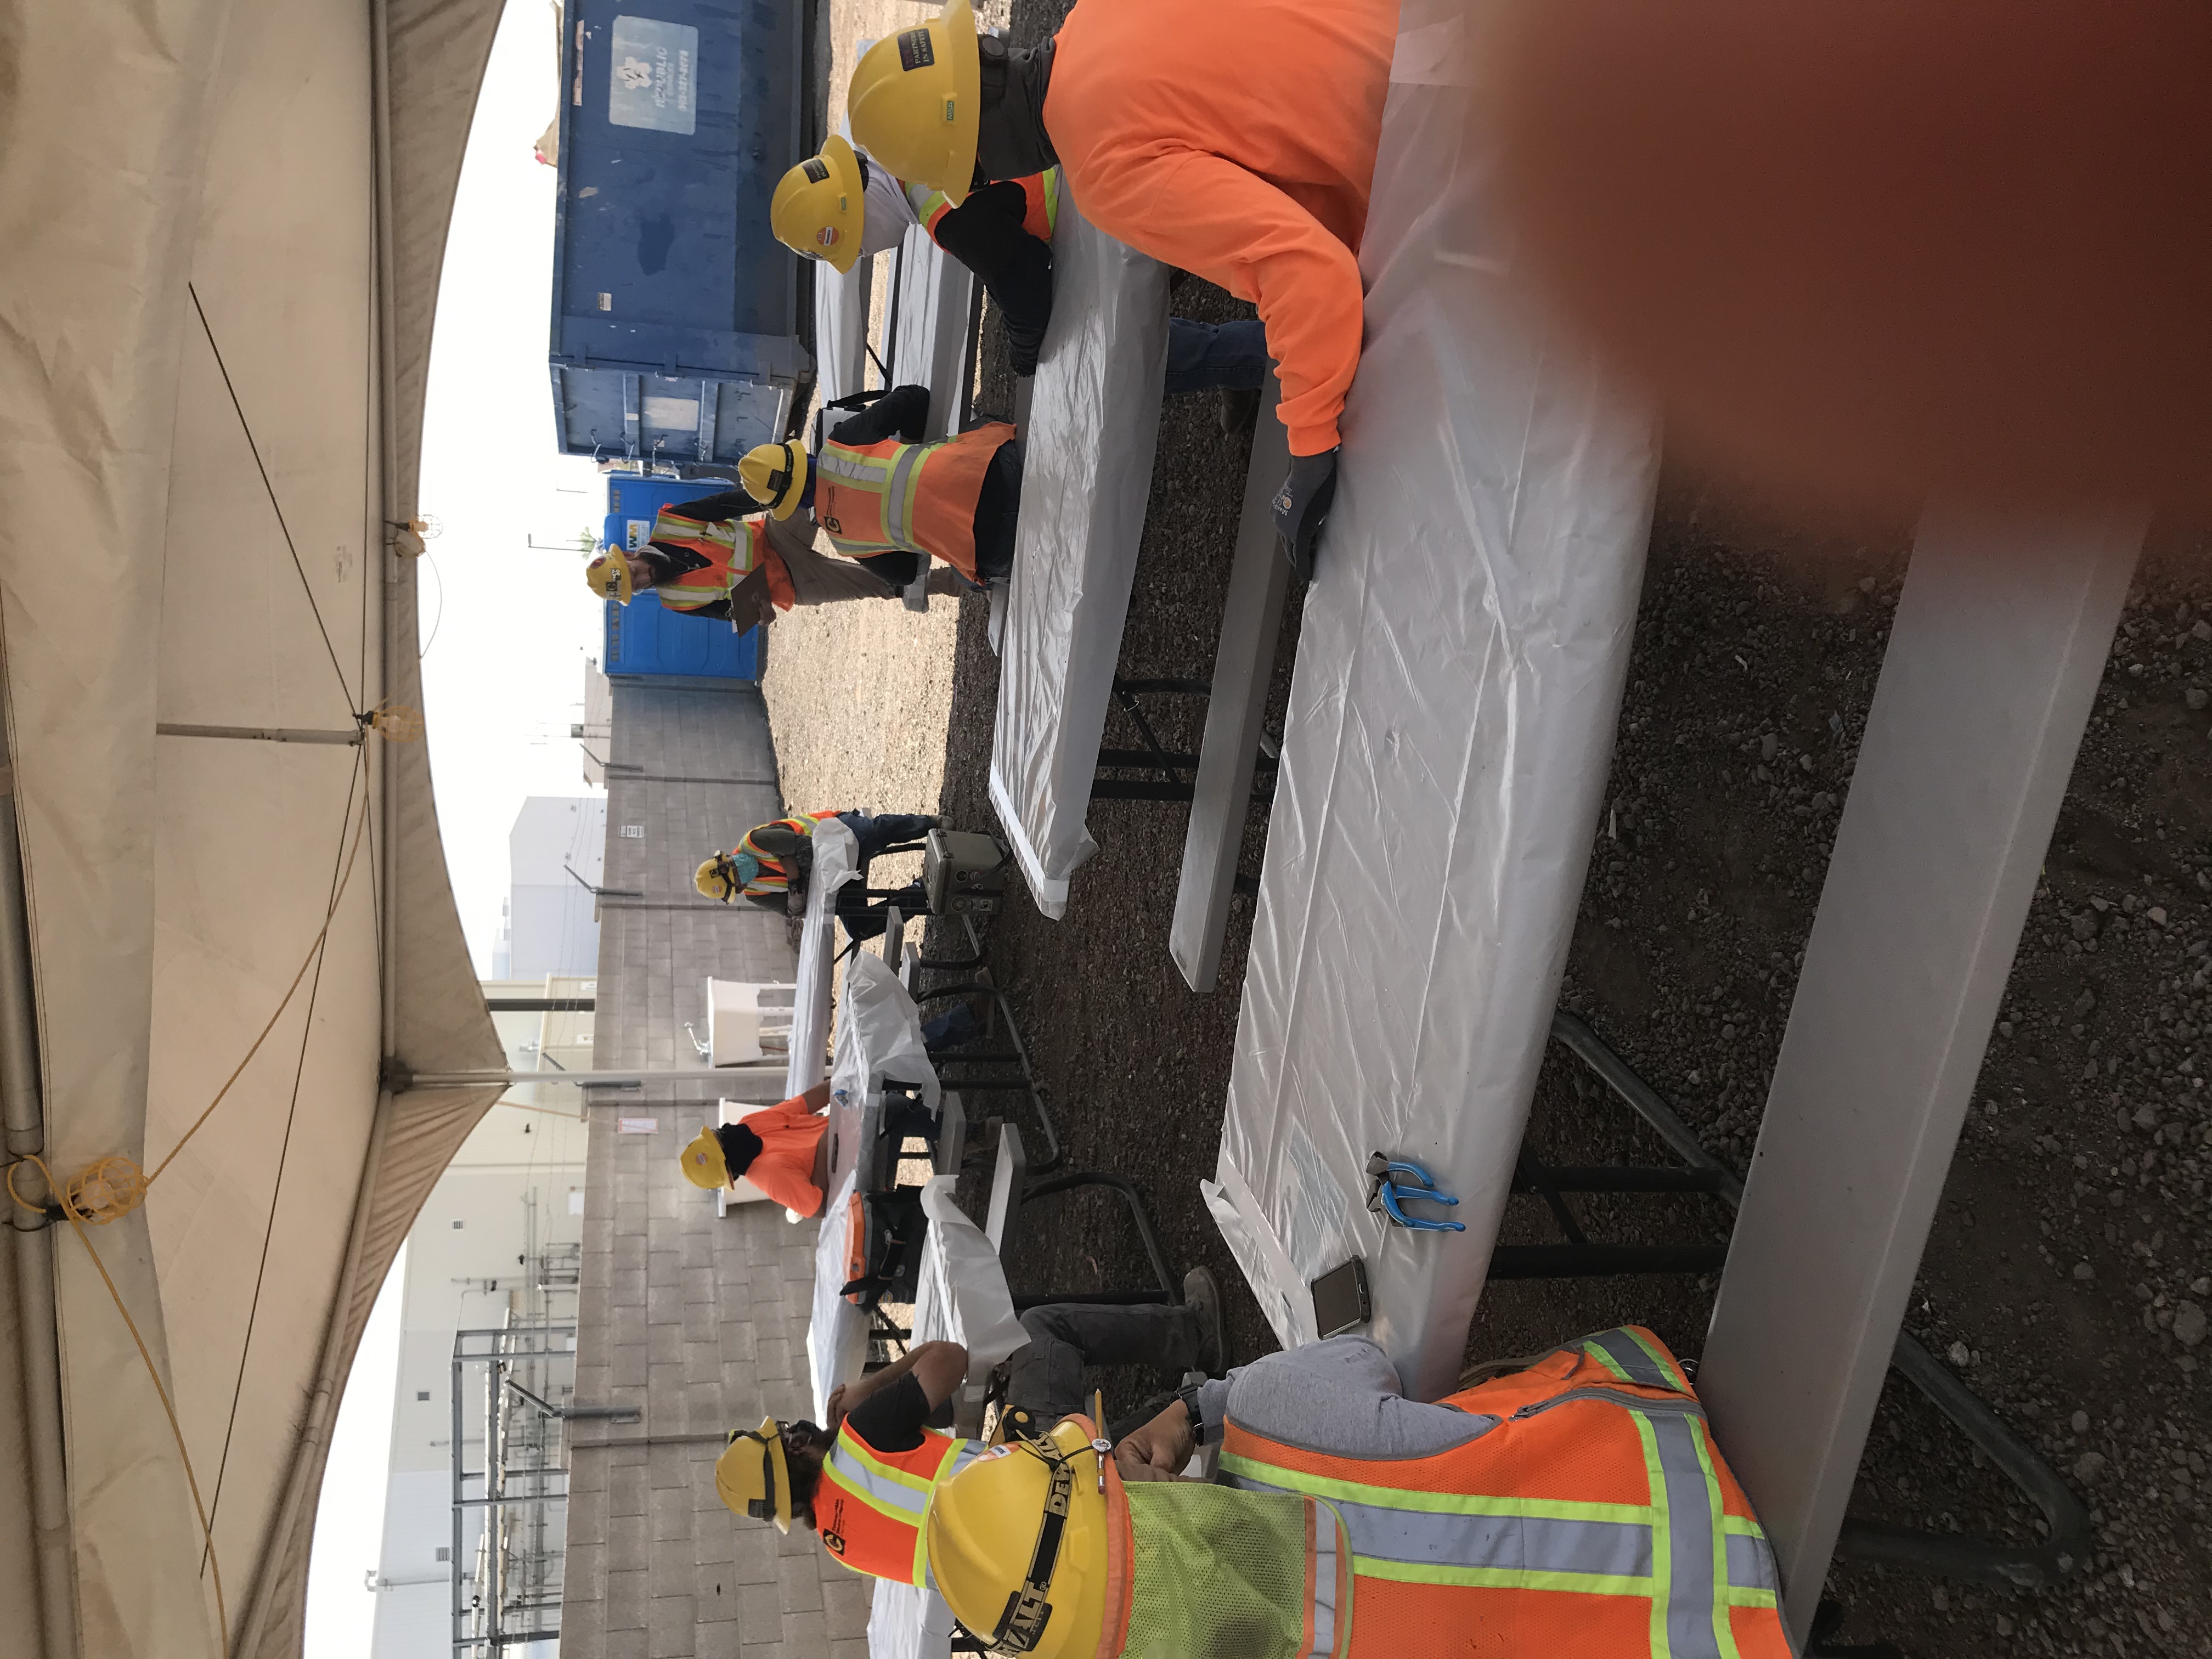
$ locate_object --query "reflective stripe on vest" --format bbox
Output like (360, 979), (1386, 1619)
(817, 1428), (983, 1585)
(1220, 1330), (1785, 1659)
(648, 509), (750, 610)
(1307, 1493), (1346, 1659)
(906, 167), (1059, 245)
(735, 812), (834, 899)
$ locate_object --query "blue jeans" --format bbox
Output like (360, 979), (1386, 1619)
(837, 811), (935, 864)
(1164, 318), (1269, 395)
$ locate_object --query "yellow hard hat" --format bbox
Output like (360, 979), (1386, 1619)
(739, 442), (809, 521)
(847, 0), (980, 206)
(715, 1416), (794, 1532)
(681, 1126), (728, 1190)
(695, 855), (735, 902)
(771, 136), (866, 273)
(584, 548), (634, 603)
(927, 1415), (1111, 1659)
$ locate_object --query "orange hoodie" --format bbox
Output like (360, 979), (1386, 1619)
(1043, 0), (1397, 457)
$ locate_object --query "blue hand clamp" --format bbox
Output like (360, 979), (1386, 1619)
(1366, 1153), (1465, 1232)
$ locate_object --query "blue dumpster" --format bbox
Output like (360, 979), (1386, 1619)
(602, 473), (762, 682)
(551, 2), (816, 473)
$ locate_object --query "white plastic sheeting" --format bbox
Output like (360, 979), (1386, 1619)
(1209, 30), (1660, 1401)
(786, 817), (861, 1096)
(864, 1173), (1027, 1659)
(816, 259), (873, 408)
(0, 2), (510, 1655)
(986, 200), (1169, 916)
(804, 950), (939, 1420)
(889, 227), (977, 441)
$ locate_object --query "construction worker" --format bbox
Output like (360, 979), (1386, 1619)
(737, 383), (1018, 585)
(678, 1082), (838, 1217)
(694, 809), (936, 943)
(923, 1324), (1792, 1658)
(714, 1269), (1226, 1585)
(582, 487), (962, 620)
(771, 134), (1269, 427)
(845, 0), (1397, 579)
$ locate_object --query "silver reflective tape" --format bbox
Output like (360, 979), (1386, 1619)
(1725, 1530), (1778, 1594)
(826, 1442), (929, 1516)
(1318, 1494), (1654, 1581)
(1588, 1329), (1677, 1392)
(1647, 1414), (1725, 1659)
(883, 443), (926, 555)
(1308, 1500), (1340, 1658)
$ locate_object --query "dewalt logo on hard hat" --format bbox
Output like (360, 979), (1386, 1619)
(898, 28), (934, 71)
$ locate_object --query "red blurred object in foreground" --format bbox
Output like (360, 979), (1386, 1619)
(1483, 0), (2212, 515)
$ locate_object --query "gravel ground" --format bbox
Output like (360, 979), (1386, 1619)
(769, 0), (2212, 1643)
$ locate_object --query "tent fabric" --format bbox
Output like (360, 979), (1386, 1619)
(986, 200), (1169, 917)
(0, 1), (507, 1656)
(1209, 32), (1659, 1401)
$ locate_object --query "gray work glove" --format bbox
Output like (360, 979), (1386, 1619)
(1272, 448), (1339, 582)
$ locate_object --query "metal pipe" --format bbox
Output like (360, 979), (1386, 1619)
(154, 722), (363, 746)
(482, 998), (596, 1013)
(401, 1067), (786, 1088)
(0, 719), (75, 1659)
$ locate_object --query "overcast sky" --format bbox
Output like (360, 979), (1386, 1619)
(305, 3), (599, 1652)
(417, 0), (608, 977)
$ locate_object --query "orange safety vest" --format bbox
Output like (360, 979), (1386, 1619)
(735, 810), (840, 899)
(816, 1417), (986, 1585)
(813, 424), (1015, 582)
(906, 167), (1061, 246)
(1216, 1328), (1792, 1659)
(649, 504), (797, 613)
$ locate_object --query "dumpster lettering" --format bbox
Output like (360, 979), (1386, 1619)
(608, 16), (698, 136)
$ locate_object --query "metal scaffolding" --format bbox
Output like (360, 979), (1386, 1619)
(449, 1243), (629, 1655)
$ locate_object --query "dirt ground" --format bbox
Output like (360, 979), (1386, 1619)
(764, 0), (2212, 1650)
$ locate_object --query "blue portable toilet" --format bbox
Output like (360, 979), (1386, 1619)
(550, 2), (816, 473)
(602, 473), (761, 683)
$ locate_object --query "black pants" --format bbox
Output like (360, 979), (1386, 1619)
(1004, 1302), (1205, 1418)
(970, 441), (1025, 583)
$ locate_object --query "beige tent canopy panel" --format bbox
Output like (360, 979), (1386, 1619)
(1, 3), (514, 1658)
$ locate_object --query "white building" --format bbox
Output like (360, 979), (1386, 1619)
(505, 797), (607, 980)
(367, 978), (594, 1659)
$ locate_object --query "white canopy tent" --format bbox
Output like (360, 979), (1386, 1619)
(0, 3), (515, 1657)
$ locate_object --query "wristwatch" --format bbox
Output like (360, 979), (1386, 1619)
(1175, 1383), (1210, 1448)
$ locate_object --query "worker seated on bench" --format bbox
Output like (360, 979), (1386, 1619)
(679, 1082), (842, 1218)
(581, 487), (960, 624)
(712, 1269), (1225, 1585)
(736, 384), (1020, 588)
(693, 809), (935, 941)
(920, 1324), (1792, 1659)
(772, 134), (1270, 431)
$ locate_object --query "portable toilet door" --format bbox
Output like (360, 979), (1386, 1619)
(602, 473), (761, 682)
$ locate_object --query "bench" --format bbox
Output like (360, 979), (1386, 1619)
(984, 198), (1170, 917)
(1169, 368), (1292, 991)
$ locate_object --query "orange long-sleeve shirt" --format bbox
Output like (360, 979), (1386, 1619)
(740, 1096), (830, 1217)
(1043, 0), (1397, 457)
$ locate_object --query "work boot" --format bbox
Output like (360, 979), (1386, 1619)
(1218, 386), (1259, 439)
(1182, 1267), (1226, 1374)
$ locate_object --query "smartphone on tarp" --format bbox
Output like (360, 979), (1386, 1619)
(1310, 1257), (1371, 1339)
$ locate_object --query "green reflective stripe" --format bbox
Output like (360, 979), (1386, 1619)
(1037, 167), (1061, 238)
(817, 445), (894, 486)
(1219, 1452), (1651, 1527)
(1357, 1558), (1654, 1597)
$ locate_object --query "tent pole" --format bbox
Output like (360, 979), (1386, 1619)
(0, 715), (78, 1659)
